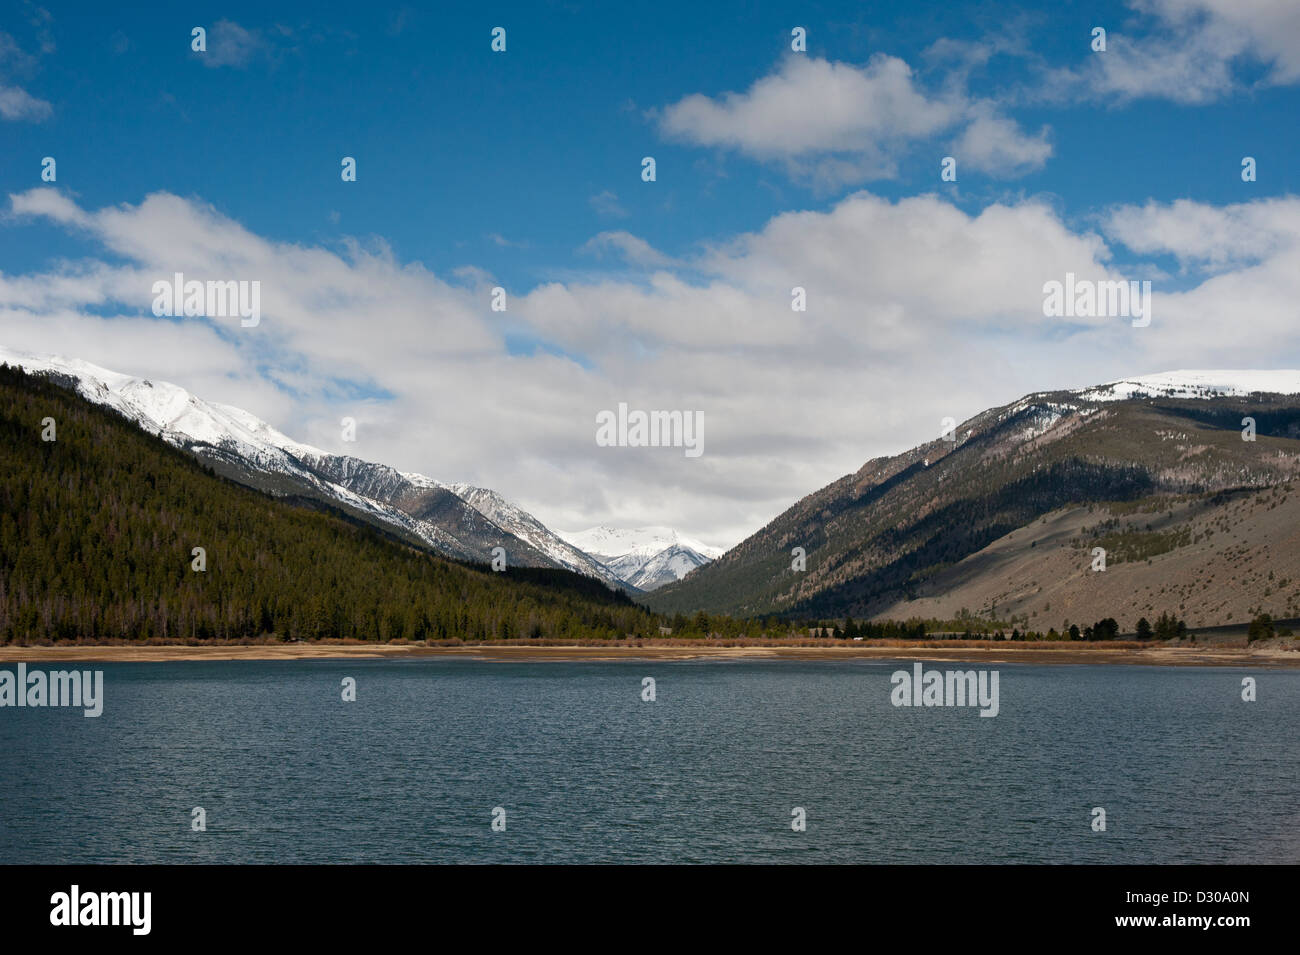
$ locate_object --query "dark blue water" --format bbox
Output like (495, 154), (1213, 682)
(1, 659), (1295, 863)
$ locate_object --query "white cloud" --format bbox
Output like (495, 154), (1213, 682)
(0, 83), (50, 120)
(1061, 0), (1300, 104)
(200, 20), (267, 69)
(3, 187), (1297, 547)
(0, 21), (53, 121)
(579, 231), (678, 269)
(1100, 196), (1300, 360)
(1104, 197), (1300, 271)
(950, 107), (1052, 177)
(658, 55), (1050, 185)
(589, 190), (628, 219)
(10, 187), (88, 225)
(661, 55), (955, 157)
(1154, 0), (1300, 83)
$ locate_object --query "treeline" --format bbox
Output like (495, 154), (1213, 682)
(655, 613), (929, 640)
(938, 611), (1189, 642)
(792, 611), (1196, 642)
(0, 365), (655, 643)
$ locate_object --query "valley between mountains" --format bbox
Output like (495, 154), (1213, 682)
(0, 347), (714, 597)
(6, 345), (1300, 644)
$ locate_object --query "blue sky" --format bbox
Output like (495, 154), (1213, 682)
(3, 0), (1300, 544)
(5, 1), (1295, 283)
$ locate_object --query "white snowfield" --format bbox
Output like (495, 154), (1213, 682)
(1076, 370), (1300, 402)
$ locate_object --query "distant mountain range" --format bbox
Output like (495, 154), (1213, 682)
(15, 345), (1299, 634)
(647, 371), (1300, 631)
(558, 526), (723, 591)
(0, 348), (716, 593)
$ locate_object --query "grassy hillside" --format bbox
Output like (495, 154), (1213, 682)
(0, 364), (652, 643)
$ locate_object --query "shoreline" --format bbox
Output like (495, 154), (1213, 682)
(0, 642), (1297, 667)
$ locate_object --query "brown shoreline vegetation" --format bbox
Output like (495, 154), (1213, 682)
(1, 637), (1297, 667)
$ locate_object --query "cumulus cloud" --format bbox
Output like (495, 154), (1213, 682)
(660, 56), (955, 162)
(950, 107), (1052, 177)
(3, 188), (1296, 546)
(1099, 197), (1300, 361)
(658, 55), (1050, 185)
(1057, 0), (1300, 104)
(1104, 197), (1300, 271)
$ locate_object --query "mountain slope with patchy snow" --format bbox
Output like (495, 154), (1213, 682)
(0, 347), (621, 586)
(647, 371), (1300, 618)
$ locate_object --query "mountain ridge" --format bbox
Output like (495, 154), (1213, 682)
(0, 347), (623, 587)
(645, 371), (1300, 625)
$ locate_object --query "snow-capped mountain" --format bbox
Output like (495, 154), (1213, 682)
(446, 484), (618, 584)
(559, 525), (723, 591)
(611, 544), (715, 591)
(1075, 370), (1300, 403)
(0, 347), (624, 588)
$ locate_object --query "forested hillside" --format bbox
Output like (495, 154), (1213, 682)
(0, 364), (652, 643)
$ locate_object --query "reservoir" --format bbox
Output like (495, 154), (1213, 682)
(1, 659), (1295, 864)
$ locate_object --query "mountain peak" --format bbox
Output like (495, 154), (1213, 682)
(556, 525), (724, 591)
(559, 525), (723, 560)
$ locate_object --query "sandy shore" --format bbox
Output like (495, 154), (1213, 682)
(0, 642), (1296, 667)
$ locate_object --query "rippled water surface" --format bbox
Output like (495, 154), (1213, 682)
(1, 659), (1296, 863)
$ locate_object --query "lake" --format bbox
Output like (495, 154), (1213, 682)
(1, 659), (1295, 863)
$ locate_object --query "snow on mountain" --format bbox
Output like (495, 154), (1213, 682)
(595, 544), (715, 591)
(0, 346), (620, 586)
(0, 347), (327, 466)
(447, 485), (624, 587)
(21, 345), (1293, 594)
(1076, 370), (1300, 403)
(558, 525), (723, 591)
(619, 544), (714, 591)
(990, 372), (1300, 447)
(560, 525), (723, 561)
